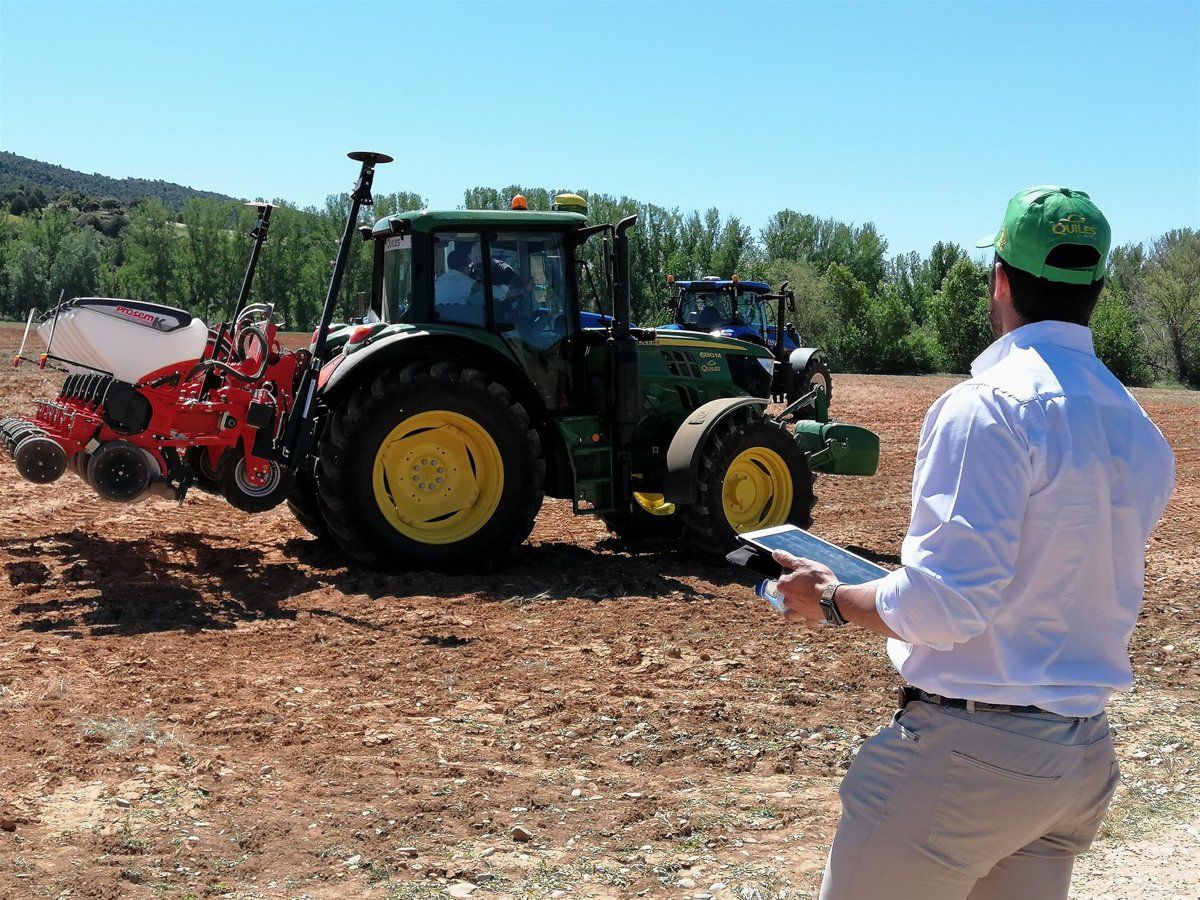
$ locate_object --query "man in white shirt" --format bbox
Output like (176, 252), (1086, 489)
(772, 186), (1175, 899)
(435, 246), (477, 305)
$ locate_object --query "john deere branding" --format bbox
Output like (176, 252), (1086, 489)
(1051, 214), (1098, 238)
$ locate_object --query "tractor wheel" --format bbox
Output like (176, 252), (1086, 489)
(316, 361), (544, 571)
(217, 447), (293, 513)
(286, 464), (330, 540)
(682, 408), (814, 560)
(791, 358), (833, 404)
(600, 492), (683, 542)
(184, 447), (220, 494)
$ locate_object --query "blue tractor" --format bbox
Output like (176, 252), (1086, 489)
(662, 276), (832, 404)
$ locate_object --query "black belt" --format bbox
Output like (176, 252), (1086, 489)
(898, 686), (1053, 716)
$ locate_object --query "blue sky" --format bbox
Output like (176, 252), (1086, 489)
(1, 0), (1197, 255)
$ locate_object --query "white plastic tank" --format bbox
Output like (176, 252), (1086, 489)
(38, 298), (209, 384)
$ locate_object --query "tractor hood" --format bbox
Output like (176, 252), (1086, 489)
(653, 328), (772, 359)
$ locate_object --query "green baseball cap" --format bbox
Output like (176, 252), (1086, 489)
(976, 185), (1110, 285)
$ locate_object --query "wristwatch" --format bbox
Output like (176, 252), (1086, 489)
(820, 582), (847, 627)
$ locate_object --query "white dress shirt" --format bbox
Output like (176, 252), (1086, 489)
(875, 321), (1175, 716)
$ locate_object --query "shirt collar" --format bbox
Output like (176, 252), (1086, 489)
(971, 320), (1096, 377)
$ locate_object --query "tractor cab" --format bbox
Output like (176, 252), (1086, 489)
(663, 276), (798, 350)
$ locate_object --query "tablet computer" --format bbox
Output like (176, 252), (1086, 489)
(738, 524), (890, 585)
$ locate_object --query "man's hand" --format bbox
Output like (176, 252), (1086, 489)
(771, 550), (900, 639)
(772, 550), (837, 625)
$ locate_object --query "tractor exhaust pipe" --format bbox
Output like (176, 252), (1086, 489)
(0, 418), (67, 484)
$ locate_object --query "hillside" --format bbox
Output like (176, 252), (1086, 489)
(0, 151), (236, 208)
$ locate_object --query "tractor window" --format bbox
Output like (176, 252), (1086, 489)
(382, 235), (413, 322)
(679, 291), (734, 330)
(433, 231), (486, 326)
(744, 295), (770, 332)
(490, 231), (573, 408)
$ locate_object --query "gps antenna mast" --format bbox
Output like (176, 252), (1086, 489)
(279, 150), (393, 468)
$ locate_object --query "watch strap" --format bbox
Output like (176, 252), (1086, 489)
(820, 582), (847, 627)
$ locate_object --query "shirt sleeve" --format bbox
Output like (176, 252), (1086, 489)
(875, 382), (1036, 649)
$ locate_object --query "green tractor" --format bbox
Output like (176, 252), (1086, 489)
(290, 154), (879, 570)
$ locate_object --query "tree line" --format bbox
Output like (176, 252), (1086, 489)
(1, 181), (1196, 386)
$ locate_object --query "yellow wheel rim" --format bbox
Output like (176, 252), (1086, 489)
(633, 492), (676, 517)
(721, 447), (794, 533)
(372, 410), (504, 545)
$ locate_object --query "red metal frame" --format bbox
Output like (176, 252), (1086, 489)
(25, 318), (301, 490)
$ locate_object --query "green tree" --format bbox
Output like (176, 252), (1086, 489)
(5, 241), (49, 315)
(928, 258), (992, 372)
(1136, 229), (1200, 385)
(1090, 283), (1150, 386)
(48, 229), (101, 301)
(121, 199), (179, 303)
(820, 263), (872, 370)
(862, 287), (936, 374)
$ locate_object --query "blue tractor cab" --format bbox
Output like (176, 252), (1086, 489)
(661, 277), (792, 348)
(663, 276), (832, 403)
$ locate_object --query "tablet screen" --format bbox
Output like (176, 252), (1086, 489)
(740, 525), (890, 585)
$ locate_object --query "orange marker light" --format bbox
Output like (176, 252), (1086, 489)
(511, 194), (528, 210)
(349, 325), (374, 344)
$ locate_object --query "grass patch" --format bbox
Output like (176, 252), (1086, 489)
(81, 716), (184, 752)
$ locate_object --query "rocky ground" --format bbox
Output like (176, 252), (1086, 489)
(0, 324), (1196, 899)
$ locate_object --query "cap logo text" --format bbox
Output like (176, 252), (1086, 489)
(1051, 213), (1098, 237)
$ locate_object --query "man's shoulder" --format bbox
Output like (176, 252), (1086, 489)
(967, 350), (1053, 406)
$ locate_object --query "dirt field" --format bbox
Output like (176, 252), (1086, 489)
(0, 324), (1196, 899)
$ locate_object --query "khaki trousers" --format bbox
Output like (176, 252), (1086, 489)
(819, 699), (1119, 900)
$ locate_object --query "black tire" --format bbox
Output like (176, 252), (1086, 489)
(786, 358), (833, 406)
(316, 361), (544, 571)
(217, 447), (293, 513)
(286, 464), (330, 540)
(184, 447), (220, 494)
(682, 408), (814, 560)
(599, 494), (684, 542)
(805, 358), (833, 401)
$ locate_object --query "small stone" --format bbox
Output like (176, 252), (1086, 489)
(511, 806), (528, 813)
(479, 847), (496, 858)
(344, 854), (362, 868)
(710, 882), (727, 891)
(0, 819), (16, 832)
(114, 797), (132, 808)
(510, 824), (534, 843)
(397, 847), (418, 857)
(677, 877), (697, 889)
(571, 788), (582, 798)
(446, 882), (477, 898)
(550, 892), (566, 899)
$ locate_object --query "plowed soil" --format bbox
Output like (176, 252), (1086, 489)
(0, 325), (1196, 899)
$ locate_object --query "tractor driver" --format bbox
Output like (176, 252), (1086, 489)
(434, 246), (476, 306)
